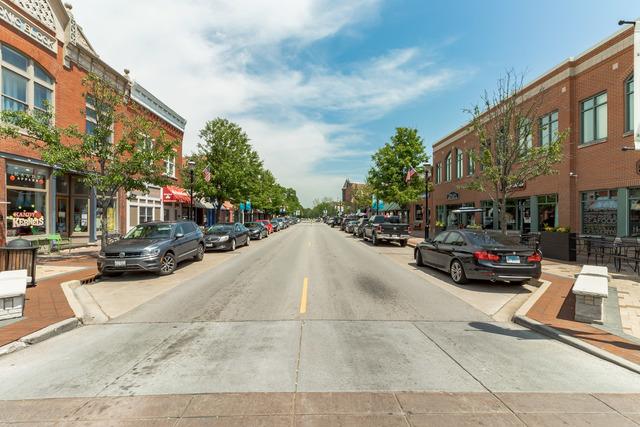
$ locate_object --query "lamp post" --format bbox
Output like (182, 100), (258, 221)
(424, 163), (431, 240)
(188, 160), (196, 222)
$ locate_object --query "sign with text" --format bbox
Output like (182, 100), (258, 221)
(0, 1), (57, 53)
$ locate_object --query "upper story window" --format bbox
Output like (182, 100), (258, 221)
(518, 117), (532, 153)
(1, 44), (54, 113)
(467, 151), (475, 176)
(85, 95), (97, 135)
(455, 149), (463, 179)
(164, 153), (176, 178)
(435, 162), (441, 184)
(625, 75), (634, 134)
(539, 111), (559, 146)
(444, 152), (452, 182)
(581, 92), (607, 144)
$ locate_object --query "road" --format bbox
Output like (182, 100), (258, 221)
(1, 223), (640, 425)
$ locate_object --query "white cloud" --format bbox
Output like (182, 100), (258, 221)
(72, 0), (457, 205)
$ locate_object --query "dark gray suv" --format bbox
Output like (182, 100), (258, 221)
(98, 221), (205, 276)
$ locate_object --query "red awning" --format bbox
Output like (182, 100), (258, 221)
(162, 185), (191, 203)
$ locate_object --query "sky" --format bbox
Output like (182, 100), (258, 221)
(72, 0), (638, 207)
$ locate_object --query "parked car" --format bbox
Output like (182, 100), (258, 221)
(257, 219), (274, 234)
(204, 223), (250, 251)
(353, 217), (368, 238)
(362, 215), (410, 246)
(276, 218), (287, 229)
(345, 220), (359, 233)
(414, 229), (542, 284)
(98, 221), (204, 276)
(340, 215), (358, 231)
(270, 219), (281, 231)
(245, 222), (268, 240)
(331, 216), (341, 228)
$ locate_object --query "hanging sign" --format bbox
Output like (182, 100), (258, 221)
(0, 1), (57, 53)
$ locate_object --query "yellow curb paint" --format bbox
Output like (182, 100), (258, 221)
(299, 277), (309, 314)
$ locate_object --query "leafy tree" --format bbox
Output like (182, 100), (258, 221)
(367, 127), (429, 210)
(348, 183), (373, 213)
(306, 197), (339, 218)
(0, 73), (179, 246)
(463, 71), (567, 234)
(186, 118), (263, 220)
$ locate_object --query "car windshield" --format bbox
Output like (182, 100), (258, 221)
(124, 224), (173, 239)
(207, 225), (233, 234)
(466, 231), (522, 247)
(245, 222), (260, 227)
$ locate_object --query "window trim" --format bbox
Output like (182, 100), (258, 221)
(455, 149), (463, 180)
(164, 152), (176, 178)
(445, 152), (452, 182)
(625, 74), (634, 134)
(580, 91), (608, 145)
(467, 150), (475, 176)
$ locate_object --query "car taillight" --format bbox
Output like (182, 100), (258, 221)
(473, 251), (500, 262)
(527, 252), (542, 262)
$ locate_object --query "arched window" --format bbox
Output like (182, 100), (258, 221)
(1, 44), (54, 113)
(455, 149), (463, 179)
(625, 74), (634, 133)
(445, 152), (452, 182)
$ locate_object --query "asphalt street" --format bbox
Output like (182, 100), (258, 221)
(1, 223), (640, 401)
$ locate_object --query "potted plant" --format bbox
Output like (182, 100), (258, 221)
(434, 220), (445, 235)
(540, 226), (576, 261)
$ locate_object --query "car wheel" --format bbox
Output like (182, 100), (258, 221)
(416, 249), (424, 266)
(159, 252), (176, 276)
(400, 240), (408, 247)
(246, 236), (250, 246)
(258, 232), (263, 240)
(450, 259), (468, 284)
(372, 233), (379, 246)
(230, 239), (237, 251)
(194, 243), (205, 261)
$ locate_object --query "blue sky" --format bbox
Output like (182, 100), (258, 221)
(75, 0), (637, 206)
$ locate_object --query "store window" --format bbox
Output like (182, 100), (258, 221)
(581, 190), (618, 236)
(436, 205), (446, 226)
(445, 152), (451, 182)
(629, 188), (640, 237)
(538, 194), (558, 231)
(581, 92), (607, 144)
(467, 151), (475, 176)
(96, 198), (118, 234)
(540, 111), (559, 146)
(625, 75), (634, 134)
(1, 44), (54, 113)
(139, 206), (154, 224)
(6, 163), (48, 236)
(415, 204), (423, 222)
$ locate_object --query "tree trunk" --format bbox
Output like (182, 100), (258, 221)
(100, 210), (108, 248)
(499, 194), (508, 235)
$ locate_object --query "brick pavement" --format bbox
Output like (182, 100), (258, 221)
(0, 392), (639, 425)
(527, 273), (640, 366)
(0, 257), (97, 348)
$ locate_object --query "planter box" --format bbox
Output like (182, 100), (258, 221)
(540, 231), (576, 262)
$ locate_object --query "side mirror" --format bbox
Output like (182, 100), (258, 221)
(175, 232), (185, 239)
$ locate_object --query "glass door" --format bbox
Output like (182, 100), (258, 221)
(56, 197), (69, 236)
(71, 197), (89, 236)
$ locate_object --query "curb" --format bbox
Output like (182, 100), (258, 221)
(0, 317), (80, 357)
(512, 278), (640, 375)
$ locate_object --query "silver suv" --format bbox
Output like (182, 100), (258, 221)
(98, 221), (205, 276)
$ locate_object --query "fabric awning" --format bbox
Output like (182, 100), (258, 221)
(199, 199), (215, 209)
(162, 185), (191, 204)
(381, 202), (401, 212)
(221, 201), (234, 210)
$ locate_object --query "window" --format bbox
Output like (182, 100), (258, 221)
(6, 163), (48, 237)
(539, 111), (559, 146)
(445, 152), (452, 182)
(139, 206), (154, 224)
(1, 44), (53, 113)
(164, 154), (176, 177)
(433, 231), (448, 243)
(518, 117), (532, 153)
(538, 194), (558, 231)
(444, 231), (465, 246)
(581, 190), (617, 236)
(455, 149), (463, 179)
(85, 95), (97, 135)
(630, 188), (640, 237)
(467, 151), (475, 175)
(435, 163), (441, 184)
(625, 75), (634, 134)
(581, 92), (607, 144)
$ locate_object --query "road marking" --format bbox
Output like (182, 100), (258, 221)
(299, 277), (309, 314)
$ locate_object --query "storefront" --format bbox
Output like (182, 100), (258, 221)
(127, 187), (162, 231)
(581, 189), (618, 236)
(55, 174), (92, 238)
(630, 188), (640, 237)
(162, 185), (190, 221)
(5, 163), (48, 238)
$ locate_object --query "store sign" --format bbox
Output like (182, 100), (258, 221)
(447, 191), (459, 201)
(0, 1), (57, 53)
(10, 211), (44, 228)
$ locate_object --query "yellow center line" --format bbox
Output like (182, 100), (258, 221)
(299, 277), (309, 314)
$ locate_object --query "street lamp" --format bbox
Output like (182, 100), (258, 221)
(188, 160), (196, 222)
(424, 163), (431, 240)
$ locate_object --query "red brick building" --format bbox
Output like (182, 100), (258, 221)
(427, 25), (640, 238)
(0, 0), (186, 244)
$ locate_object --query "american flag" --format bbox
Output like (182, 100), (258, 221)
(203, 165), (211, 182)
(405, 166), (416, 183)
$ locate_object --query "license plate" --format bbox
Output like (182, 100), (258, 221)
(206, 243), (213, 247)
(506, 255), (520, 264)
(114, 260), (126, 267)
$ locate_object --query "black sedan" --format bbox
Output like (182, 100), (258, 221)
(414, 230), (542, 284)
(244, 222), (268, 240)
(204, 223), (250, 251)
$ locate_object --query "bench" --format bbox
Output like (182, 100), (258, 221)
(0, 270), (28, 320)
(48, 234), (88, 254)
(572, 265), (609, 324)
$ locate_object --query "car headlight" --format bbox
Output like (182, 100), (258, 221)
(218, 235), (229, 242)
(143, 247), (161, 256)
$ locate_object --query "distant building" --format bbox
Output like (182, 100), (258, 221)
(341, 179), (366, 206)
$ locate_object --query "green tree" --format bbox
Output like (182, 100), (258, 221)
(0, 73), (179, 246)
(306, 197), (338, 218)
(463, 71), (567, 234)
(367, 127), (429, 210)
(187, 118), (263, 219)
(349, 183), (373, 213)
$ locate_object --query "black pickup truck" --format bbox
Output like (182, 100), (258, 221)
(362, 215), (410, 247)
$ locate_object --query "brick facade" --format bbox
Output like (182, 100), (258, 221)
(428, 26), (640, 238)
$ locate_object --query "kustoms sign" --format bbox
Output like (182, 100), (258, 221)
(0, 1), (57, 52)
